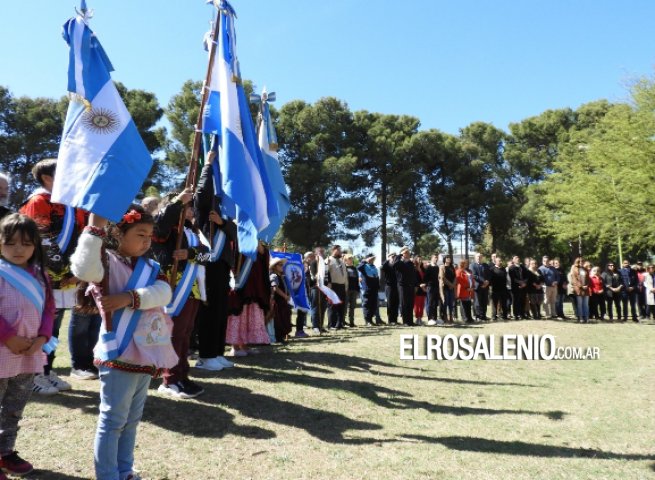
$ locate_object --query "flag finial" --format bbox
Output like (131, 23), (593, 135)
(75, 0), (93, 21)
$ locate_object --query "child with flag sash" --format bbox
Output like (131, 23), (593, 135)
(226, 242), (272, 356)
(0, 213), (55, 478)
(19, 159), (86, 395)
(70, 206), (177, 480)
(151, 192), (208, 398)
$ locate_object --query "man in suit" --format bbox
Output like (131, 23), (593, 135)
(381, 252), (400, 324)
(508, 255), (528, 320)
(424, 254), (442, 325)
(393, 246), (417, 326)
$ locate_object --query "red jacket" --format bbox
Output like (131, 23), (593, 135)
(456, 268), (476, 300)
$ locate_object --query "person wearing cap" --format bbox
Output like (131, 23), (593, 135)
(326, 245), (348, 330)
(393, 246), (417, 326)
(381, 252), (400, 324)
(358, 253), (380, 326)
(270, 257), (292, 341)
(344, 254), (360, 327)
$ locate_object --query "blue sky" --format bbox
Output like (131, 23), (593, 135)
(1, 0), (653, 135)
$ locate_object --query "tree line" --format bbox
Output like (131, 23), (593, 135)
(2, 76), (654, 265)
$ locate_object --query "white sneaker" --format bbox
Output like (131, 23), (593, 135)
(436, 318), (445, 325)
(70, 368), (98, 380)
(217, 355), (236, 367)
(228, 348), (248, 358)
(427, 319), (437, 326)
(33, 374), (59, 395)
(47, 372), (72, 391)
(194, 357), (224, 371)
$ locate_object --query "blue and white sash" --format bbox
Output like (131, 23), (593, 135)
(57, 205), (76, 253)
(184, 227), (200, 248)
(210, 228), (227, 262)
(233, 256), (253, 290)
(97, 257), (160, 361)
(165, 261), (199, 317)
(0, 259), (45, 314)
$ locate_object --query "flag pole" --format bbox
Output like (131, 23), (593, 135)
(169, 9), (221, 287)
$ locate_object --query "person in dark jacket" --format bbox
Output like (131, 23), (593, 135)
(508, 255), (528, 320)
(344, 254), (360, 327)
(619, 260), (639, 322)
(601, 262), (623, 321)
(358, 253), (380, 326)
(381, 252), (400, 324)
(193, 150), (238, 372)
(393, 246), (417, 326)
(151, 191), (208, 398)
(489, 256), (509, 320)
(424, 254), (442, 325)
(471, 253), (491, 321)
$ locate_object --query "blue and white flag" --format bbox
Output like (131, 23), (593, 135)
(270, 251), (310, 312)
(256, 90), (290, 243)
(52, 6), (153, 223)
(202, 1), (277, 259)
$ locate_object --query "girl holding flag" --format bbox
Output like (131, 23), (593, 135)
(0, 213), (55, 478)
(70, 206), (177, 480)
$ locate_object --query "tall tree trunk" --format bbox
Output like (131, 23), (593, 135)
(464, 210), (470, 261)
(380, 183), (388, 260)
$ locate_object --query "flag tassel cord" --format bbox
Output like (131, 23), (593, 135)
(169, 8), (222, 288)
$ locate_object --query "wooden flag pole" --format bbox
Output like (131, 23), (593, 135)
(169, 11), (221, 287)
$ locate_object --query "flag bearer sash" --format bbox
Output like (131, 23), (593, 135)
(233, 256), (253, 290)
(96, 257), (160, 361)
(57, 205), (76, 253)
(0, 259), (45, 314)
(210, 228), (227, 262)
(165, 261), (200, 317)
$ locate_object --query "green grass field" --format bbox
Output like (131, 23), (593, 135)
(18, 311), (655, 480)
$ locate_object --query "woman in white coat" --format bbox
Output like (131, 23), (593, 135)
(645, 264), (655, 319)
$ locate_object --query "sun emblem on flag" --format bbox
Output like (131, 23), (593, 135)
(81, 108), (120, 134)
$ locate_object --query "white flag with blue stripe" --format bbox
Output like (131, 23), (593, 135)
(51, 7), (153, 223)
(202, 0), (277, 259)
(256, 90), (290, 243)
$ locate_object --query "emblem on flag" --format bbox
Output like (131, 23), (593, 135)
(81, 107), (120, 134)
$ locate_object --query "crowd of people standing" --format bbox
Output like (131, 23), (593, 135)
(0, 157), (653, 479)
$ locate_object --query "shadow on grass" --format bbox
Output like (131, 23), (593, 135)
(27, 471), (90, 480)
(196, 383), (384, 444)
(402, 435), (655, 461)
(30, 385), (276, 440)
(240, 350), (543, 387)
(240, 368), (565, 421)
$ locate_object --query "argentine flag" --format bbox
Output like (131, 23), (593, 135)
(52, 8), (153, 223)
(202, 0), (277, 259)
(257, 91), (290, 243)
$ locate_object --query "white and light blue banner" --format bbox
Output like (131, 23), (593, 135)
(52, 8), (153, 223)
(256, 90), (290, 243)
(270, 252), (310, 312)
(201, 0), (277, 259)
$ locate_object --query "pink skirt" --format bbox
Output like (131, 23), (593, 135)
(226, 303), (271, 346)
